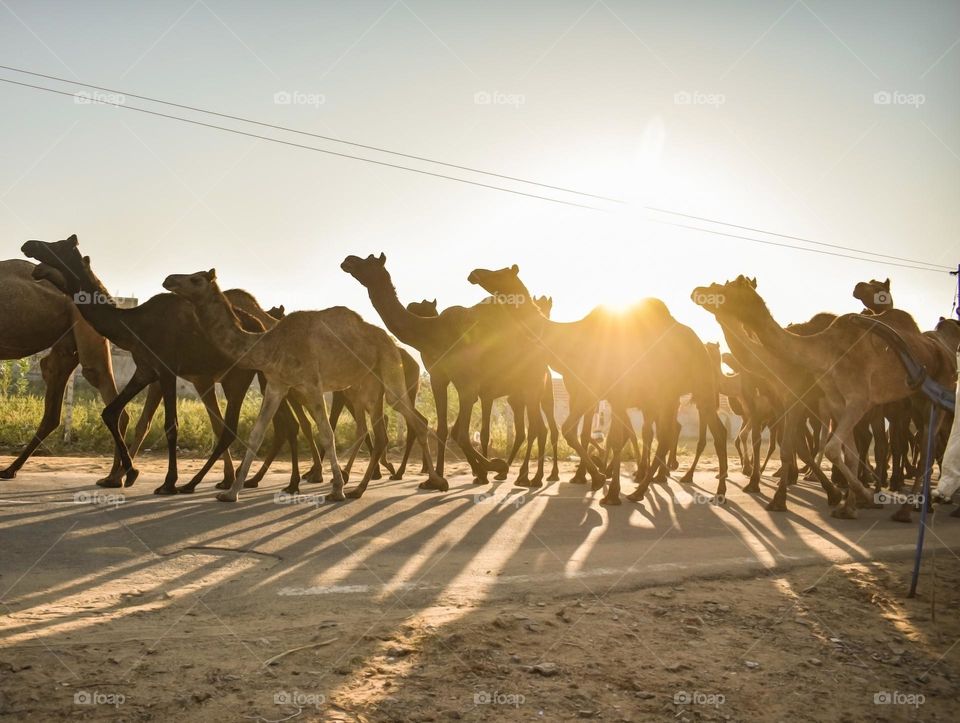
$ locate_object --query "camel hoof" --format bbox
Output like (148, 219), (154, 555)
(472, 476), (490, 486)
(243, 480), (260, 489)
(546, 473), (560, 482)
(743, 482), (762, 494)
(214, 480), (232, 490)
(327, 488), (345, 502)
(494, 471), (508, 481)
(389, 472), (403, 481)
(830, 505), (858, 520)
(216, 491), (238, 502)
(590, 475), (606, 491)
(742, 467), (754, 478)
(371, 469), (382, 481)
(679, 472), (694, 484)
(890, 507), (913, 523)
(826, 491), (843, 507)
(176, 484), (196, 494)
(97, 477), (124, 489)
(765, 498), (788, 512)
(626, 490), (645, 502)
(281, 484), (300, 495)
(420, 476), (449, 492)
(123, 469), (140, 488)
(487, 458), (509, 475)
(303, 469), (322, 484)
(568, 476), (588, 485)
(600, 494), (622, 506)
(0, 468), (16, 480)
(153, 484), (178, 496)
(345, 488), (364, 499)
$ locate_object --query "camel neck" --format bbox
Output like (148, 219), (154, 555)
(728, 306), (829, 374)
(67, 265), (132, 344)
(365, 280), (438, 349)
(193, 287), (269, 369)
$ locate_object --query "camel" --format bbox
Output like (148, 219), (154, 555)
(410, 295), (561, 483)
(342, 254), (548, 487)
(0, 259), (127, 483)
(161, 269), (446, 502)
(21, 236), (308, 495)
(467, 265), (728, 505)
(692, 275), (953, 520)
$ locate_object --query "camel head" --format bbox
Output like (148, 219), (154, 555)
(534, 295), (553, 319)
(467, 264), (541, 317)
(407, 299), (438, 317)
(21, 234), (88, 293)
(162, 269), (219, 302)
(266, 304), (286, 320)
(852, 278), (892, 313)
(691, 275), (760, 320)
(341, 253), (390, 289)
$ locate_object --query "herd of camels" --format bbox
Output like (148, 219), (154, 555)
(3, 234), (959, 525)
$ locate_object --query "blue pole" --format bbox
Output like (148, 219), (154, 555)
(908, 403), (938, 598)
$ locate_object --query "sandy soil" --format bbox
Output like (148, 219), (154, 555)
(1, 454), (958, 722)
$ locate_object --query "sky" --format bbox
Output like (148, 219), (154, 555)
(1, 0), (958, 344)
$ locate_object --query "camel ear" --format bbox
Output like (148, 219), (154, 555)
(378, 252), (386, 264)
(82, 255), (91, 266)
(749, 277), (757, 288)
(206, 268), (217, 281)
(431, 298), (437, 307)
(67, 234), (78, 247)
(883, 278), (890, 290)
(511, 264), (519, 274)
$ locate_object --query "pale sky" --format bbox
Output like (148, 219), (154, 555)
(1, 0), (958, 344)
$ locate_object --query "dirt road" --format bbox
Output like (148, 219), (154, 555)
(0, 455), (958, 721)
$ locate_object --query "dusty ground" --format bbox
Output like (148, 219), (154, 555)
(0, 453), (958, 722)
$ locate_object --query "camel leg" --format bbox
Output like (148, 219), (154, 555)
(827, 402), (881, 520)
(392, 416), (418, 480)
(743, 416), (763, 493)
(382, 362), (446, 492)
(679, 406), (707, 485)
(0, 341), (77, 480)
(759, 423), (778, 475)
(345, 405), (374, 498)
(453, 389), (489, 484)
(347, 408), (390, 499)
(217, 384), (289, 503)
(155, 372), (181, 494)
(80, 357), (129, 486)
(100, 365), (156, 488)
(700, 407), (728, 498)
(290, 401), (323, 484)
(504, 404), (526, 480)
(541, 380), (561, 482)
(126, 382), (161, 461)
(515, 397), (545, 488)
(601, 407), (628, 506)
(563, 399), (605, 488)
(479, 395), (493, 457)
(569, 411), (591, 485)
(634, 415), (653, 483)
(891, 405), (944, 524)
(432, 375), (450, 478)
(273, 399), (302, 494)
(247, 372), (287, 487)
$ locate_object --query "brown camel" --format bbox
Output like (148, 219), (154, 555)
(342, 254), (541, 487)
(467, 265), (728, 505)
(161, 269), (446, 502)
(693, 275), (953, 520)
(22, 235), (307, 495)
(0, 259), (128, 483)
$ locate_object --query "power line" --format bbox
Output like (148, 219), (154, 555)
(1, 72), (953, 276)
(0, 63), (619, 204)
(647, 206), (953, 271)
(0, 76), (605, 212)
(652, 218), (951, 273)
